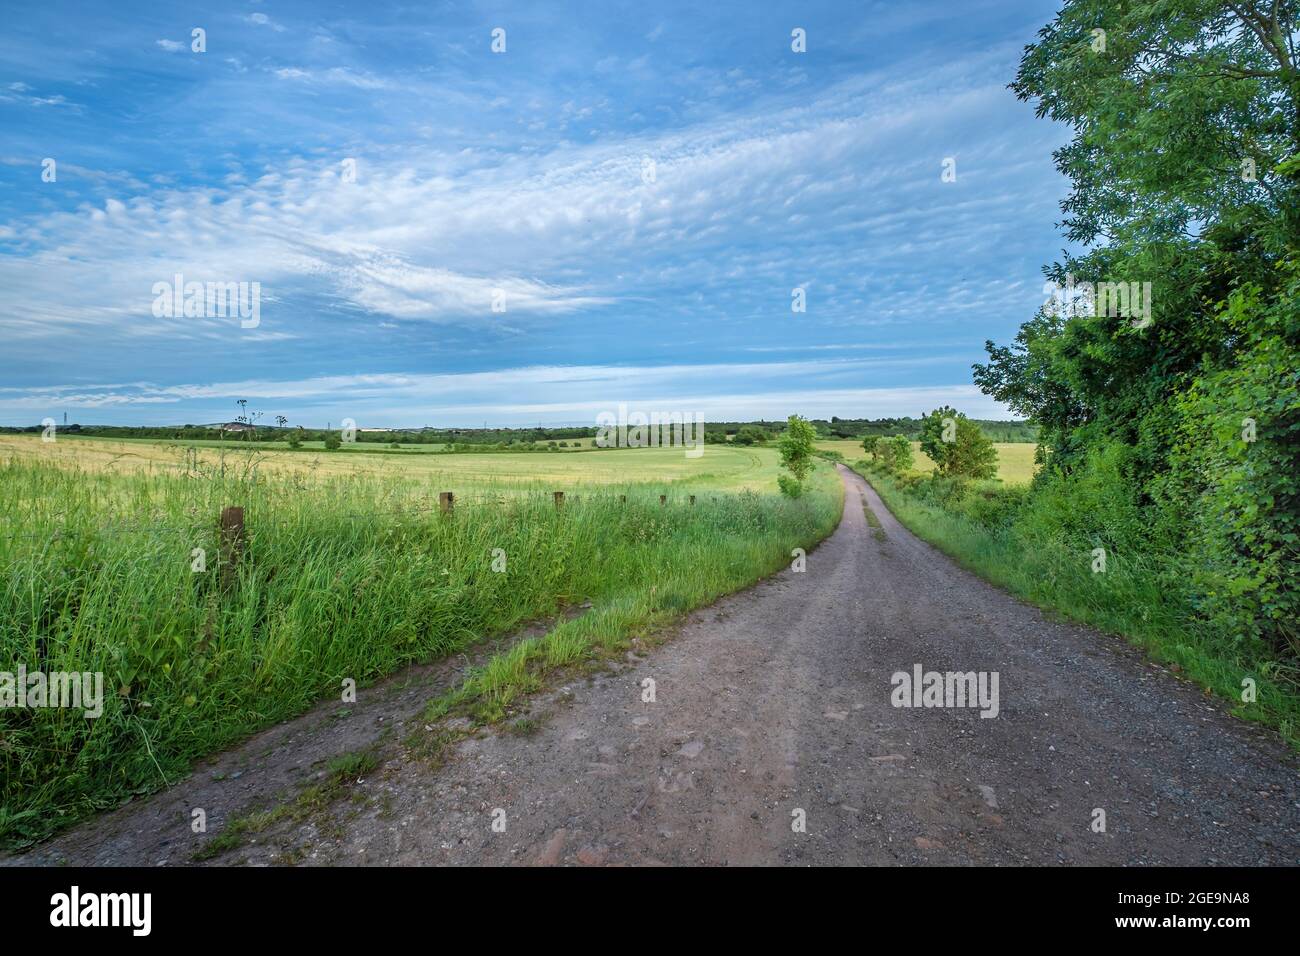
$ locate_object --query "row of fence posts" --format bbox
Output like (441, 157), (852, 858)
(218, 490), (699, 552)
(43, 493), (708, 592)
(434, 491), (695, 514)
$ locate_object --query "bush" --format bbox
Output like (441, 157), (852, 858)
(881, 434), (912, 474)
(919, 406), (998, 479)
(1163, 275), (1300, 653)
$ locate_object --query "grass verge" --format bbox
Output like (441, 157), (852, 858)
(1, 455), (841, 848)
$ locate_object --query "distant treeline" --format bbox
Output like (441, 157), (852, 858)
(804, 417), (1037, 442)
(1, 417), (1037, 444)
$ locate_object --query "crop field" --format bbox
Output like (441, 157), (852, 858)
(815, 438), (1038, 485)
(0, 435), (778, 493)
(0, 434), (840, 847)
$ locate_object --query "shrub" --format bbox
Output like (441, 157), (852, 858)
(1163, 274), (1300, 653)
(884, 435), (913, 474)
(919, 407), (998, 480)
(778, 415), (817, 496)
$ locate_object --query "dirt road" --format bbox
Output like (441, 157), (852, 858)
(13, 465), (1298, 866)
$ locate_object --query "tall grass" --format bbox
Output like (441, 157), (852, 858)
(0, 457), (841, 848)
(853, 462), (1299, 747)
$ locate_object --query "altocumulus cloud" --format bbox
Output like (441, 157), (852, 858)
(0, 0), (1067, 425)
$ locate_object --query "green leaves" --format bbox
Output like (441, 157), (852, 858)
(919, 407), (999, 480)
(1011, 0), (1300, 251)
(777, 415), (817, 495)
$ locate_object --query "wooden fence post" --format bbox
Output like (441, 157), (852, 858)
(439, 491), (454, 514)
(220, 505), (245, 587)
(553, 491), (564, 510)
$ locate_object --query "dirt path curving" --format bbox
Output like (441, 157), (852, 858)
(12, 465), (1298, 866)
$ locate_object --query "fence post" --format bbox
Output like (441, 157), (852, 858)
(659, 494), (666, 507)
(220, 505), (245, 588)
(553, 491), (564, 510)
(439, 491), (454, 514)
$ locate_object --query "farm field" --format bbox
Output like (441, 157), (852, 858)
(0, 435), (779, 494)
(815, 438), (1038, 485)
(0, 433), (840, 848)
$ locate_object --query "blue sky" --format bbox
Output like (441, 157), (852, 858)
(0, 0), (1071, 428)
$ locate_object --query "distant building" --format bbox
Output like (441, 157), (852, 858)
(216, 422), (256, 433)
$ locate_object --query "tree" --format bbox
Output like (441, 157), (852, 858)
(920, 407), (998, 480)
(861, 436), (881, 461)
(777, 415), (816, 496)
(735, 425), (769, 446)
(886, 435), (913, 474)
(286, 427), (303, 450)
(323, 431), (342, 450)
(1010, 0), (1299, 254)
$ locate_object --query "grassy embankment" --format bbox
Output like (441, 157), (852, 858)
(0, 436), (841, 847)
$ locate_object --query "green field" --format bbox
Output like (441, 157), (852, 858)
(815, 438), (1038, 484)
(0, 433), (841, 848)
(0, 435), (778, 493)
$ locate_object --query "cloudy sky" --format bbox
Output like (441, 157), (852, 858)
(0, 0), (1071, 427)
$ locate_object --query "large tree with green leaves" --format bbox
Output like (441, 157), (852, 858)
(980, 0), (1299, 467)
(1011, 0), (1299, 253)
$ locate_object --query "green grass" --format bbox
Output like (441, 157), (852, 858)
(0, 444), (841, 848)
(851, 463), (1299, 747)
(861, 497), (886, 542)
(191, 746), (382, 861)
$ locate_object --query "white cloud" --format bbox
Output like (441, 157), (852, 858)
(0, 47), (1064, 358)
(247, 12), (285, 32)
(271, 66), (388, 88)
